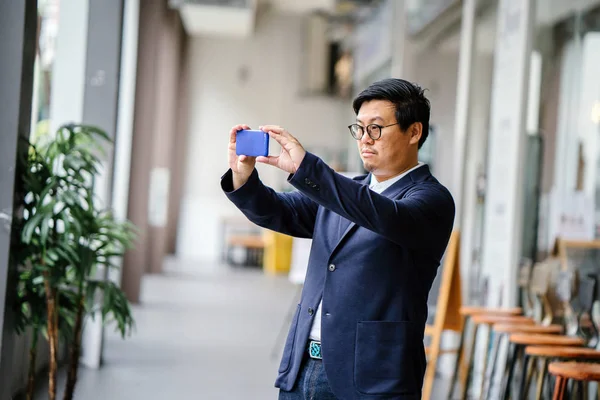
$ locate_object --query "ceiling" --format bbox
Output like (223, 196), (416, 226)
(436, 5), (498, 54)
(171, 0), (379, 37)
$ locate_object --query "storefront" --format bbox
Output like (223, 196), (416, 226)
(535, 3), (600, 253)
(460, 0), (600, 310)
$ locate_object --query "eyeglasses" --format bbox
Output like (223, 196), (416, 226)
(347, 123), (399, 141)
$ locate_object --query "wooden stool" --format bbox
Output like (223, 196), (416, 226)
(460, 315), (533, 400)
(522, 346), (600, 400)
(483, 324), (563, 399)
(549, 361), (600, 399)
(447, 307), (523, 399)
(502, 334), (585, 400)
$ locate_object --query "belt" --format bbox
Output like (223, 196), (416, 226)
(307, 340), (322, 360)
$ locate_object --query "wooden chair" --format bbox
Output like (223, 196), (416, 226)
(448, 261), (532, 400)
(523, 347), (600, 400)
(516, 274), (600, 399)
(549, 361), (600, 399)
(446, 306), (523, 399)
(498, 260), (563, 400)
(482, 324), (563, 399)
(506, 334), (585, 399)
(461, 315), (535, 400)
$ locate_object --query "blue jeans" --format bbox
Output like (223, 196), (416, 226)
(278, 356), (338, 400)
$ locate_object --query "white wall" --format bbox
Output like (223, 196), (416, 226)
(48, 0), (88, 135)
(177, 12), (348, 262)
(412, 50), (460, 187)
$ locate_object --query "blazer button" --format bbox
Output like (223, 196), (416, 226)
(305, 178), (312, 185)
(308, 307), (314, 316)
(328, 264), (336, 272)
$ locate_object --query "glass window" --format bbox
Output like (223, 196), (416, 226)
(30, 0), (60, 143)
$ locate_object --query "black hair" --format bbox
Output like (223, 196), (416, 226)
(352, 78), (431, 149)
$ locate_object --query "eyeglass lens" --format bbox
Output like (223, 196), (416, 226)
(350, 124), (381, 140)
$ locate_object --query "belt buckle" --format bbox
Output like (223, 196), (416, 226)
(308, 340), (322, 360)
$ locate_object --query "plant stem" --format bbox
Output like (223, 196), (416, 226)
(43, 269), (58, 400)
(63, 291), (84, 400)
(26, 326), (39, 400)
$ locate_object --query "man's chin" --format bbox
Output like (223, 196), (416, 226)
(363, 161), (374, 172)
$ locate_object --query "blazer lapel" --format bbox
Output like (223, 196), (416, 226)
(330, 165), (432, 255)
(332, 175), (369, 250)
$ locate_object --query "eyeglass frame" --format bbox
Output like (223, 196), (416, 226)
(347, 123), (400, 141)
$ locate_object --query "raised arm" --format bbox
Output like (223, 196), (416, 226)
(286, 152), (455, 248)
(222, 124), (318, 238)
(254, 126), (454, 249)
(221, 168), (318, 238)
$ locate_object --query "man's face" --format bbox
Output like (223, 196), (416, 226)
(355, 100), (420, 178)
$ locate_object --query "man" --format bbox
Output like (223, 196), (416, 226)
(221, 79), (455, 399)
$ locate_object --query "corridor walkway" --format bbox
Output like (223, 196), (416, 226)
(36, 258), (299, 399)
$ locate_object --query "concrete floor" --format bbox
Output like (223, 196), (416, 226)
(35, 258), (448, 399)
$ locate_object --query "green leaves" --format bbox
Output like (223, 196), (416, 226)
(12, 122), (137, 356)
(86, 280), (135, 338)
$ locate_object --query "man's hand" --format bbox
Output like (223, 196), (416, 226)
(228, 124), (256, 190)
(256, 125), (306, 174)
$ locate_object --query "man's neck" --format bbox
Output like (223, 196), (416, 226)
(373, 161), (420, 183)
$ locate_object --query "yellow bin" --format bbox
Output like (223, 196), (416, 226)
(263, 230), (293, 275)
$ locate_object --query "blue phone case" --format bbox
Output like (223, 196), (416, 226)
(236, 129), (269, 157)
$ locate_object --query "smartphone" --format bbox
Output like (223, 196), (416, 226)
(236, 129), (269, 157)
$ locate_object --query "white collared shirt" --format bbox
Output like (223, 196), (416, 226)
(308, 162), (425, 341)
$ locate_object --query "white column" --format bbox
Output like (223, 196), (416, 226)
(81, 0), (139, 369)
(480, 0), (535, 308)
(452, 0), (477, 299)
(390, 0), (406, 78)
(112, 0), (139, 227)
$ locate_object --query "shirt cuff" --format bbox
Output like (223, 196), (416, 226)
(221, 168), (260, 200)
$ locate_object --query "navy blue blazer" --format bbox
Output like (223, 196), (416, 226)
(222, 152), (455, 399)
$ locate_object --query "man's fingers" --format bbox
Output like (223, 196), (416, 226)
(256, 155), (279, 166)
(260, 125), (282, 133)
(239, 155), (256, 163)
(261, 125), (294, 139)
(267, 131), (291, 148)
(230, 124), (251, 143)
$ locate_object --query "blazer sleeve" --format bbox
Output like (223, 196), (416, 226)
(221, 168), (318, 238)
(288, 152), (455, 249)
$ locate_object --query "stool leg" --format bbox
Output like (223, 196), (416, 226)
(553, 377), (567, 400)
(518, 354), (534, 400)
(462, 323), (480, 400)
(449, 316), (469, 400)
(478, 325), (493, 399)
(483, 332), (503, 400)
(503, 344), (523, 400)
(534, 358), (548, 400)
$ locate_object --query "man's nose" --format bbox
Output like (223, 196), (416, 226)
(360, 132), (374, 145)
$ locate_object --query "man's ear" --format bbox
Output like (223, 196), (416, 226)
(408, 123), (422, 146)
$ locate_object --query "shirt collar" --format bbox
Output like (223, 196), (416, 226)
(369, 162), (425, 193)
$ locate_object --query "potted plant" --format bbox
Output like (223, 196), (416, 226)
(12, 124), (137, 400)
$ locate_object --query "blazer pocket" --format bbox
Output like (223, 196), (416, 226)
(354, 321), (422, 395)
(278, 304), (301, 373)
